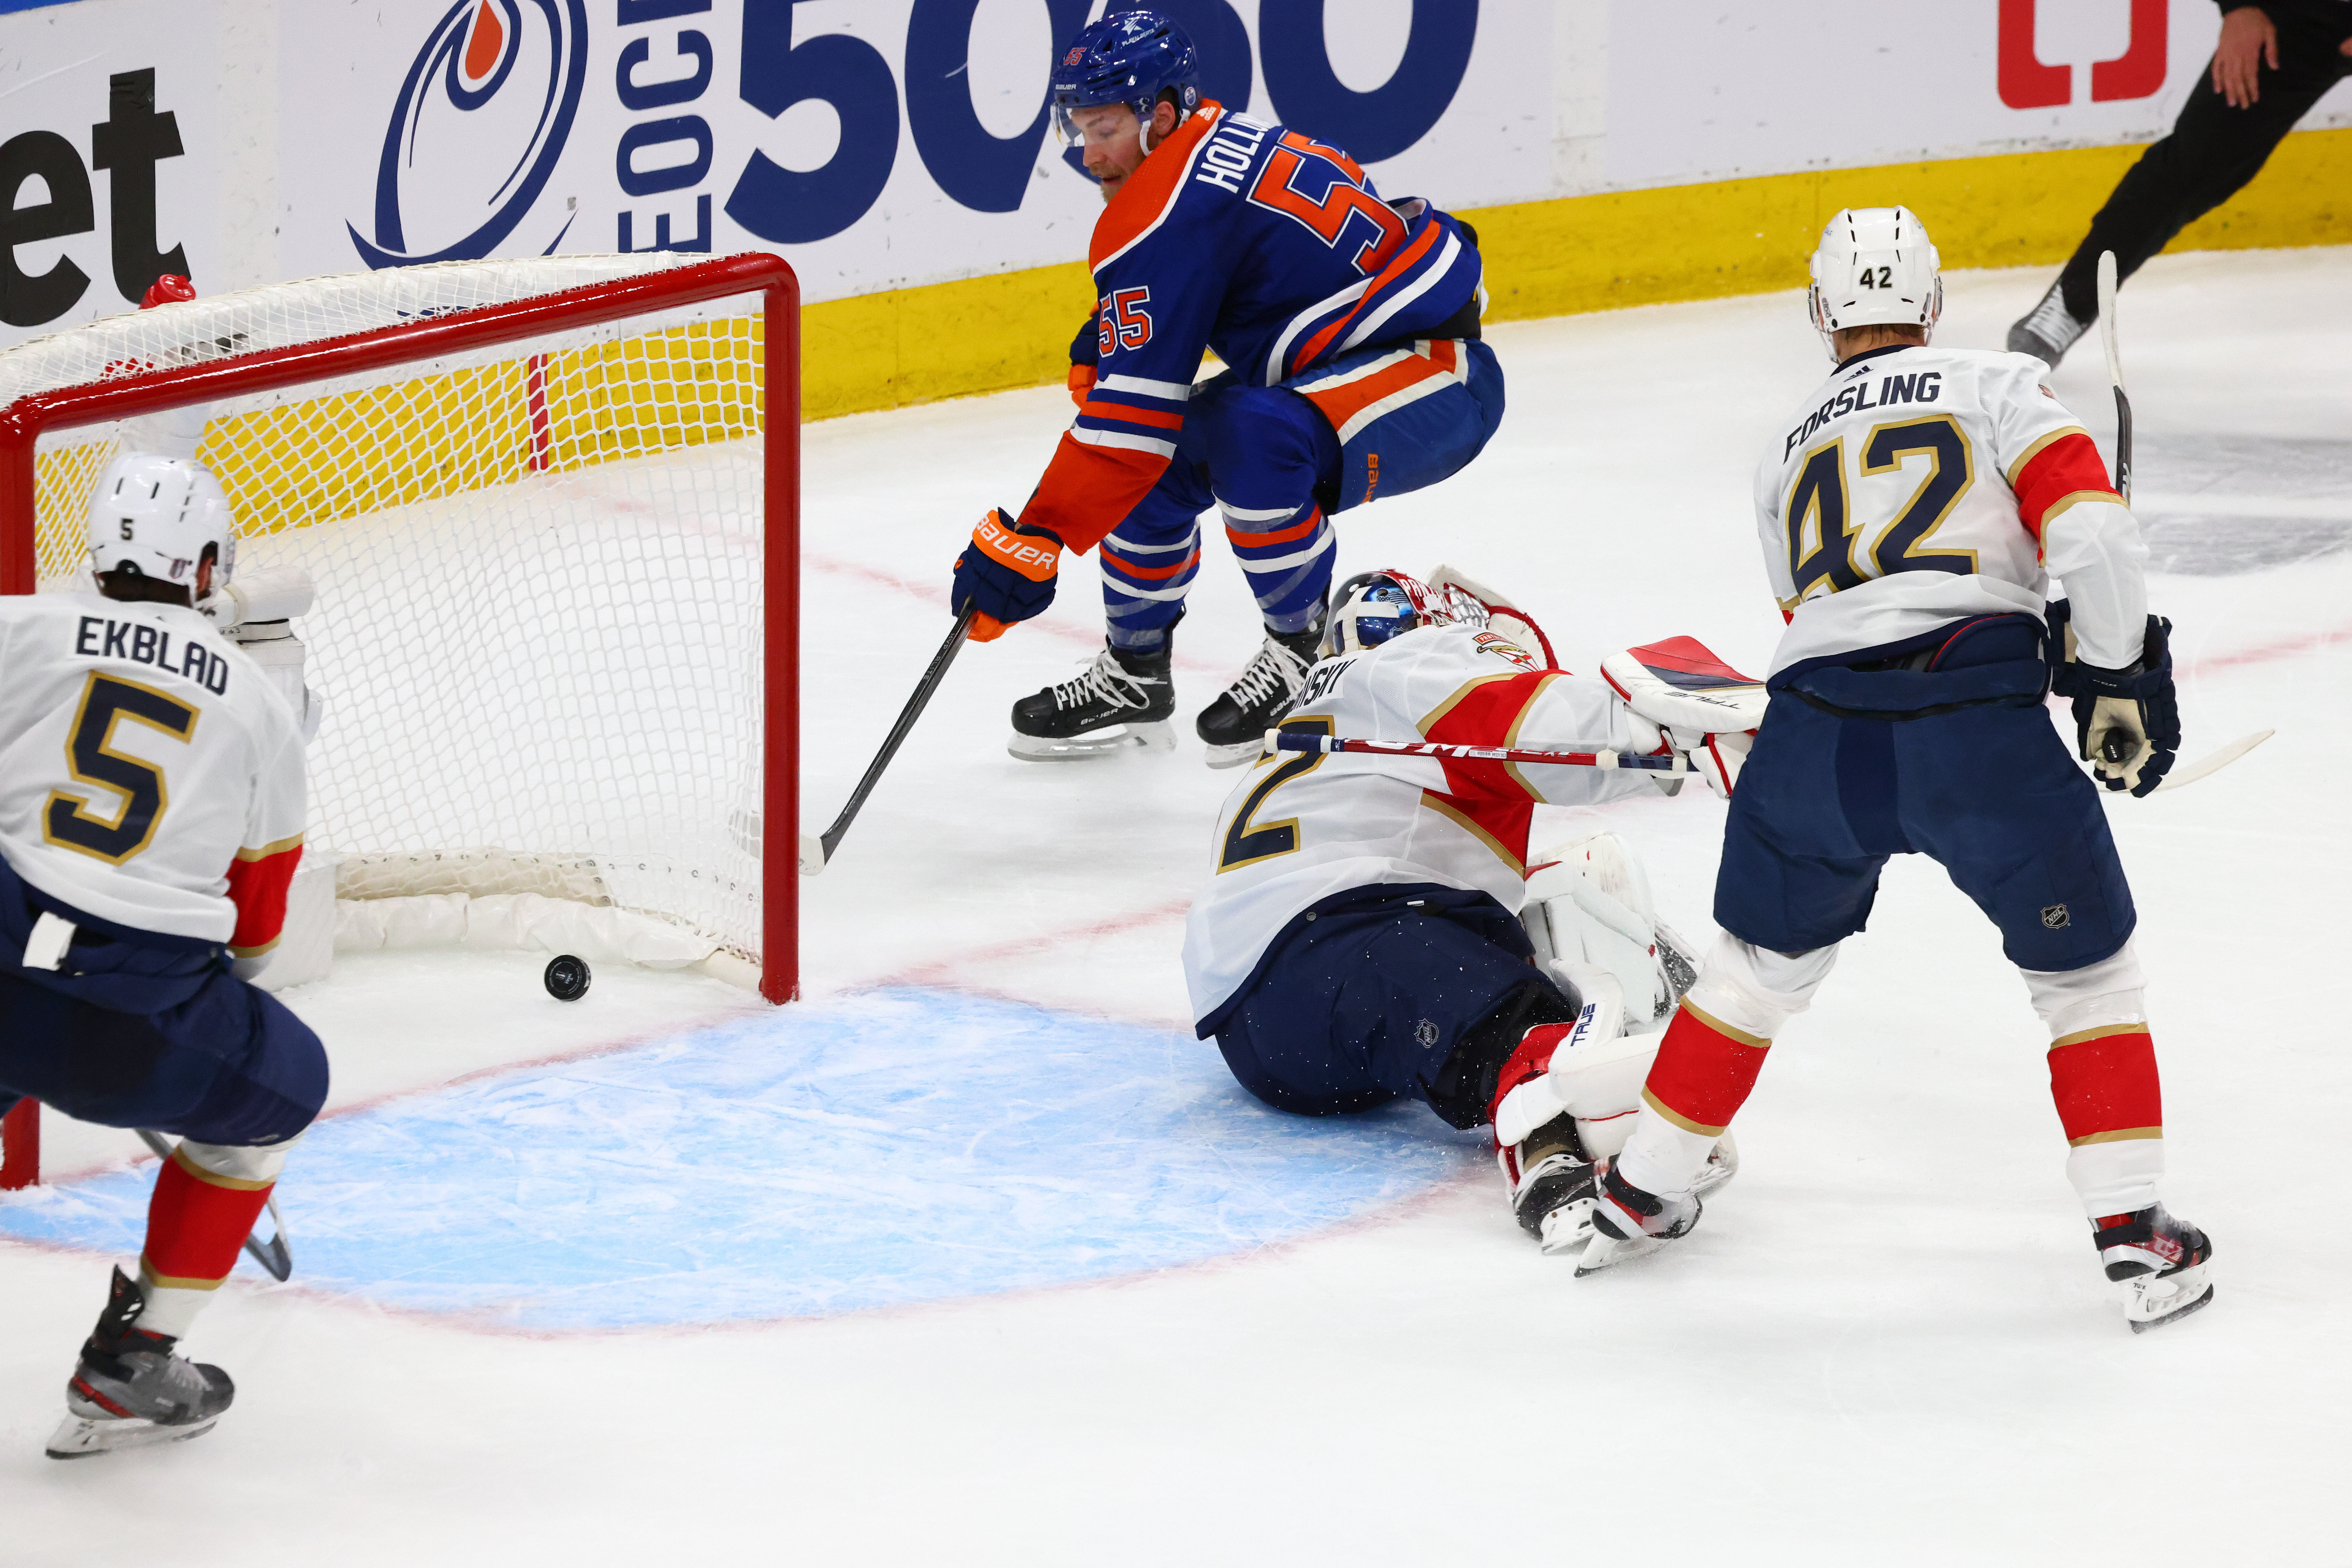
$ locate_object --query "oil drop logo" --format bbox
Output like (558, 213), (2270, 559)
(348, 0), (589, 267)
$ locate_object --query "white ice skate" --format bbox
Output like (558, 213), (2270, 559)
(2097, 1205), (2215, 1334)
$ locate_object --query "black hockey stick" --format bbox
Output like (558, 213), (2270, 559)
(800, 606), (979, 874)
(135, 1129), (292, 1282)
(2093, 249), (2137, 770)
(2097, 249), (2133, 506)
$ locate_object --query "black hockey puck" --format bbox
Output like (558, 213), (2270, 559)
(543, 954), (592, 1001)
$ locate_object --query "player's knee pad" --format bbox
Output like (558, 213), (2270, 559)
(1522, 832), (1687, 1031)
(2020, 939), (2148, 1039)
(177, 1131), (303, 1186)
(1684, 933), (1839, 1040)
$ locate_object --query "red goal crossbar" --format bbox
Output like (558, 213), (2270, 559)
(0, 258), (802, 1132)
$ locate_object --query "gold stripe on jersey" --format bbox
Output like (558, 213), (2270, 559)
(1501, 671), (1567, 802)
(2003, 425), (2091, 487)
(234, 832), (306, 862)
(1418, 792), (1526, 876)
(1415, 671), (1525, 738)
(2039, 490), (2121, 530)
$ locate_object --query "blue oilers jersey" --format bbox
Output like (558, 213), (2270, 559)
(1021, 101), (1484, 557)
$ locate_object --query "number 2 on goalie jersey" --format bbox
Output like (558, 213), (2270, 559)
(1785, 413), (1976, 601)
(1218, 716), (1333, 872)
(43, 672), (197, 865)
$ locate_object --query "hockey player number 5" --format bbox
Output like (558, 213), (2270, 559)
(1218, 715), (1333, 872)
(1786, 413), (1977, 602)
(43, 673), (198, 865)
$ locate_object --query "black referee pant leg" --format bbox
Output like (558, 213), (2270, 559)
(2055, 37), (2351, 319)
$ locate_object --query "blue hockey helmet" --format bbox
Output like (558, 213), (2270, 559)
(1051, 11), (1202, 150)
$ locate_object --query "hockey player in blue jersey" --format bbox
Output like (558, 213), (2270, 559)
(946, 11), (1505, 767)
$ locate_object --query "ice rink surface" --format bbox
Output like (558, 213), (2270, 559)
(4, 247), (2348, 1562)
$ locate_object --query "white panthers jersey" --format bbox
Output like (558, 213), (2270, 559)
(1181, 623), (1660, 1028)
(0, 592), (306, 950)
(1755, 344), (2149, 674)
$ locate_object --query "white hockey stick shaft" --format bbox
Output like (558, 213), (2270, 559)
(1265, 728), (1694, 775)
(2149, 728), (2271, 794)
(2097, 249), (2132, 505)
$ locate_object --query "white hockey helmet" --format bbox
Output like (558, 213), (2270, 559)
(1322, 569), (1489, 659)
(1808, 206), (1942, 356)
(86, 451), (236, 598)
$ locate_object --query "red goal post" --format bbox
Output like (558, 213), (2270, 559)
(0, 252), (801, 1199)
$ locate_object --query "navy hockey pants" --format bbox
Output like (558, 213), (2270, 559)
(0, 858), (326, 1148)
(1714, 615), (2136, 970)
(1210, 882), (1572, 1127)
(1101, 337), (1505, 650)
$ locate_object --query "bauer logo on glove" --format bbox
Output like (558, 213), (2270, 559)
(951, 507), (1064, 642)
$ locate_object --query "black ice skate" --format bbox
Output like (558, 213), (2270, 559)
(1195, 606), (1327, 769)
(1576, 1161), (1704, 1277)
(2094, 1205), (2214, 1333)
(46, 1268), (235, 1460)
(1008, 634), (1176, 761)
(2007, 281), (2092, 367)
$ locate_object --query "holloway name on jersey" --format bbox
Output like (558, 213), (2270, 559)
(0, 593), (306, 955)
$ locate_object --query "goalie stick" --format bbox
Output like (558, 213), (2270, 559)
(134, 1130), (292, 1282)
(800, 606), (978, 874)
(1268, 727), (2268, 794)
(1265, 729), (1697, 775)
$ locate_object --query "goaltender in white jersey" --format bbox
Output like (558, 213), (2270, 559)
(1183, 569), (1762, 1251)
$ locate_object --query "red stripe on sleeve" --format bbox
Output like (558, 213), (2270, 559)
(1018, 434), (1171, 557)
(225, 841), (302, 957)
(2012, 431), (2119, 540)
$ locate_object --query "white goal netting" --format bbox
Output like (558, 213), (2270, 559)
(1, 254), (779, 968)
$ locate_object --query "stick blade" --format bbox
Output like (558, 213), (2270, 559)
(797, 832), (827, 876)
(2153, 728), (2272, 794)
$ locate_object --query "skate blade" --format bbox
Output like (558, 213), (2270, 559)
(1537, 1198), (1596, 1255)
(1006, 721), (1175, 762)
(2124, 1264), (2215, 1334)
(1574, 1230), (1669, 1277)
(1201, 738), (1263, 770)
(45, 1413), (218, 1460)
(1691, 1133), (1739, 1197)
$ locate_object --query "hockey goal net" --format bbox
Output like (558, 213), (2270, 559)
(0, 253), (800, 1063)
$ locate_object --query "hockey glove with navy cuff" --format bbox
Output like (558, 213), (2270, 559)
(2051, 604), (2179, 797)
(953, 508), (1063, 642)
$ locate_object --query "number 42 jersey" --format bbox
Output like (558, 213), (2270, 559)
(0, 592), (306, 954)
(1181, 624), (1661, 1033)
(1756, 343), (2149, 676)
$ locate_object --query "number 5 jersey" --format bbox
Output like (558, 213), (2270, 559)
(1756, 343), (2148, 675)
(0, 593), (306, 957)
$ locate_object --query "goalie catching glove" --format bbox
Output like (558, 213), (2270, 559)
(951, 507), (1063, 643)
(1598, 637), (1767, 798)
(2049, 602), (2179, 797)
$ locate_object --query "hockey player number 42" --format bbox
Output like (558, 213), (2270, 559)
(1785, 413), (1978, 603)
(43, 672), (198, 866)
(1219, 715), (1334, 872)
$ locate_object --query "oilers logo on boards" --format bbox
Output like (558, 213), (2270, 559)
(347, 0), (589, 267)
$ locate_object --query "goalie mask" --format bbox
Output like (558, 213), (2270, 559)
(1322, 570), (1490, 658)
(86, 451), (236, 599)
(1808, 206), (1942, 360)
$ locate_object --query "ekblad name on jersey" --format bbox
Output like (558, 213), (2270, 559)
(1757, 343), (2147, 675)
(0, 593), (307, 954)
(1025, 101), (1485, 558)
(1182, 625), (1661, 1030)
